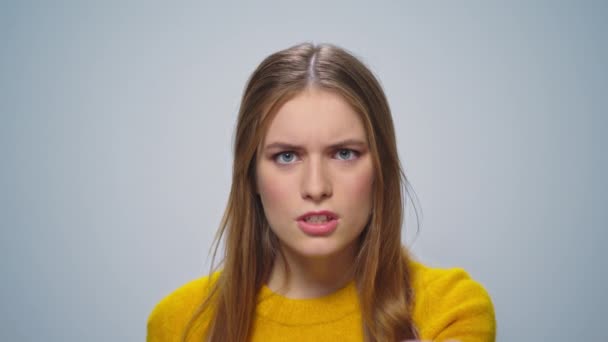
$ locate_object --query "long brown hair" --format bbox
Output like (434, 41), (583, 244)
(183, 42), (420, 341)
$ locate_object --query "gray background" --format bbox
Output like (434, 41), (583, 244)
(1, 1), (606, 341)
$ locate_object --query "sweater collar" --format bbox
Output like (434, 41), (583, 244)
(255, 281), (360, 325)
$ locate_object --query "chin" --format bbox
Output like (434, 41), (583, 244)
(291, 240), (352, 259)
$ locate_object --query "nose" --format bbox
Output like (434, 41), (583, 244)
(301, 156), (332, 202)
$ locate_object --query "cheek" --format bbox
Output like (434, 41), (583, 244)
(338, 164), (374, 233)
(346, 164), (374, 200)
(256, 166), (291, 216)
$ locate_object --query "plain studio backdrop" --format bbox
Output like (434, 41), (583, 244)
(1, 1), (606, 341)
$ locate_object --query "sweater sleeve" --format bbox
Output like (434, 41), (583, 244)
(414, 266), (496, 342)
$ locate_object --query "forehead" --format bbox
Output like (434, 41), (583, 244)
(262, 88), (367, 147)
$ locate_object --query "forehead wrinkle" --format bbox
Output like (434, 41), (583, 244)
(265, 105), (365, 138)
(260, 89), (368, 152)
(263, 119), (367, 151)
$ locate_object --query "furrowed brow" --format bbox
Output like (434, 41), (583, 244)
(327, 139), (368, 149)
(264, 142), (304, 151)
(264, 139), (367, 151)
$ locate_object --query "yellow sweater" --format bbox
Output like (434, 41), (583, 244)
(147, 261), (496, 341)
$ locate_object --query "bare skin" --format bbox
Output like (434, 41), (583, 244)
(256, 88), (373, 299)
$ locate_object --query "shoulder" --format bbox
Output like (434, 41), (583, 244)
(147, 271), (221, 342)
(409, 260), (496, 342)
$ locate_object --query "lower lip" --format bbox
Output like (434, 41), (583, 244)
(297, 219), (339, 236)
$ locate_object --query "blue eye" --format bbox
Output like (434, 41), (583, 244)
(335, 149), (358, 160)
(275, 152), (298, 164)
(273, 149), (359, 164)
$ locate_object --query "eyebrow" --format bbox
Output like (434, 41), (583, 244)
(264, 139), (368, 151)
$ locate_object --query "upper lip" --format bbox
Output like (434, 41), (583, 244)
(296, 210), (339, 221)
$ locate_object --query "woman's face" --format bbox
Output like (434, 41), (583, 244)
(255, 88), (374, 259)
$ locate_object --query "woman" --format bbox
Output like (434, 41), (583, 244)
(147, 42), (496, 342)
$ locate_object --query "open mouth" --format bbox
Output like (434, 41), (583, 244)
(296, 212), (339, 235)
(302, 214), (334, 224)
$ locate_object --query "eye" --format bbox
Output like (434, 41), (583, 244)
(274, 151), (299, 165)
(335, 149), (359, 161)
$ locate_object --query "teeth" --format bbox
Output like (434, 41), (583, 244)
(305, 215), (330, 223)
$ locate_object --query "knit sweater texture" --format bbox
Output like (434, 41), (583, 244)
(147, 260), (496, 341)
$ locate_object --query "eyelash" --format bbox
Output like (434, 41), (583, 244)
(273, 149), (360, 165)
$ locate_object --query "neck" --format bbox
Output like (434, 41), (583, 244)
(267, 244), (357, 299)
